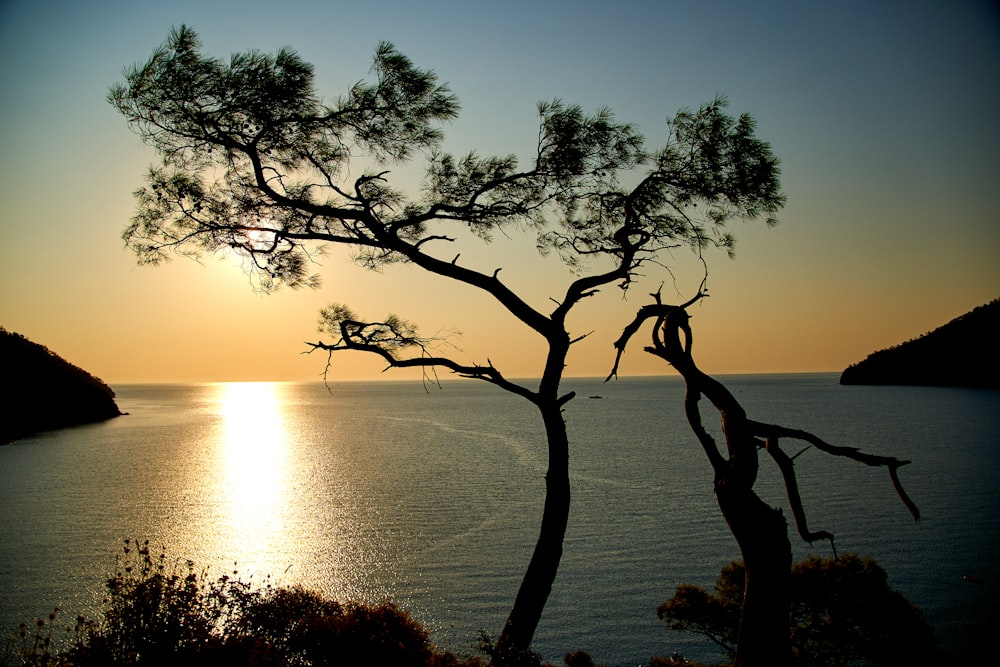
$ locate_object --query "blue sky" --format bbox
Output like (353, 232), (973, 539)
(1, 0), (998, 382)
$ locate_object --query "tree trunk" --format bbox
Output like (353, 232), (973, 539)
(648, 307), (792, 667)
(716, 476), (792, 667)
(494, 400), (571, 663)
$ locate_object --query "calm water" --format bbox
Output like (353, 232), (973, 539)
(1, 374), (997, 664)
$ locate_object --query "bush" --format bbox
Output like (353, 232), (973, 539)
(655, 553), (940, 667)
(2, 540), (483, 667)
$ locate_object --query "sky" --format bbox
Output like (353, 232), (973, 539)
(1, 0), (998, 384)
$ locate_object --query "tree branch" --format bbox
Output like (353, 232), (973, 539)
(747, 420), (919, 522)
(605, 289), (707, 380)
(306, 314), (537, 403)
(764, 438), (837, 552)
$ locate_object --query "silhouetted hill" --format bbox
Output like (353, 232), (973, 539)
(1, 328), (123, 444)
(840, 298), (1000, 387)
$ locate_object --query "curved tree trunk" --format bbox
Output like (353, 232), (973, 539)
(495, 399), (571, 663)
(694, 391), (792, 666)
(716, 471), (792, 666)
(647, 307), (793, 667)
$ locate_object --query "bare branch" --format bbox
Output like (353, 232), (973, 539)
(764, 438), (836, 552)
(605, 289), (707, 380)
(748, 420), (920, 522)
(683, 387), (728, 471)
(623, 296), (919, 555)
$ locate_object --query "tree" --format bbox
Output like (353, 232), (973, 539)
(657, 554), (939, 667)
(609, 302), (919, 667)
(109, 26), (784, 661)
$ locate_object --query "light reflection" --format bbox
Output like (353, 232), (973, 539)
(215, 382), (289, 573)
(202, 383), (392, 602)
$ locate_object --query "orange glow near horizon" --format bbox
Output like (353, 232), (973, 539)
(0, 1), (996, 385)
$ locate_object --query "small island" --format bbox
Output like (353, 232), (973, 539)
(1, 328), (123, 444)
(840, 298), (1000, 388)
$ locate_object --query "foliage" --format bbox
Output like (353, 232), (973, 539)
(656, 554), (940, 667)
(561, 651), (604, 667)
(1, 541), (484, 667)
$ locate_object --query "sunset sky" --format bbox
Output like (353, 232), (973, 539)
(1, 0), (998, 384)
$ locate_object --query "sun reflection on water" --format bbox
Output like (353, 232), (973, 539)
(199, 382), (396, 602)
(214, 382), (289, 574)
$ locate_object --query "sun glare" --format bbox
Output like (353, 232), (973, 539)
(244, 227), (276, 251)
(215, 382), (289, 563)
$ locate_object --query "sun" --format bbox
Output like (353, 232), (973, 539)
(243, 227), (277, 252)
(221, 222), (281, 278)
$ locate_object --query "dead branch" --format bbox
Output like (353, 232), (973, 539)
(605, 289), (707, 380)
(611, 298), (920, 553)
(747, 420), (919, 522)
(765, 438), (837, 553)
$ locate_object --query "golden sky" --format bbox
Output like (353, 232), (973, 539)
(1, 0), (998, 383)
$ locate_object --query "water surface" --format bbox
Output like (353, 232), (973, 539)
(1, 375), (996, 664)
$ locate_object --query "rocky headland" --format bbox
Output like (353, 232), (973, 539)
(1, 328), (123, 444)
(840, 298), (1000, 388)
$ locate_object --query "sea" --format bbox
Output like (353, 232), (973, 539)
(0, 374), (997, 665)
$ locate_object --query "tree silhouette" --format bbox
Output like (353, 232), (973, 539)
(110, 26), (784, 660)
(609, 296), (919, 667)
(658, 554), (938, 667)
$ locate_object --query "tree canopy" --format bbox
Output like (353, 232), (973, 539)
(110, 26), (782, 305)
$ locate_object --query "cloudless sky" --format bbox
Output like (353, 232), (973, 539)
(1, 0), (998, 383)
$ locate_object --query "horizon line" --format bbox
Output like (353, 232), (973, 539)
(108, 369), (845, 386)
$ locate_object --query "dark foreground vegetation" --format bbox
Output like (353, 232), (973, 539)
(1, 541), (485, 667)
(0, 328), (122, 445)
(658, 554), (939, 667)
(3, 543), (939, 667)
(840, 298), (1000, 387)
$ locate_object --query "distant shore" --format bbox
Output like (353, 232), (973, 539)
(1, 328), (122, 445)
(841, 298), (999, 388)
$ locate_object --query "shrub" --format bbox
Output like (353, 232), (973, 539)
(2, 540), (483, 667)
(655, 553), (940, 667)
